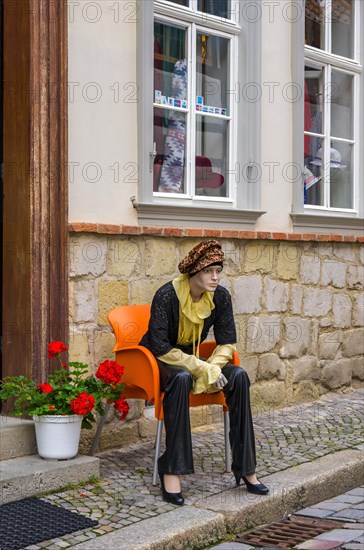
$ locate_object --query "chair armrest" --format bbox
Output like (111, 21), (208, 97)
(198, 340), (240, 366)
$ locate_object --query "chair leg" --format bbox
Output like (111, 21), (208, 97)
(88, 403), (112, 456)
(224, 411), (231, 473)
(152, 419), (163, 486)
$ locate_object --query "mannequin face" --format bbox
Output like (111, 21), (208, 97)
(189, 265), (223, 299)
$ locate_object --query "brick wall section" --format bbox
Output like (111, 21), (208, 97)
(68, 225), (364, 450)
(69, 223), (364, 242)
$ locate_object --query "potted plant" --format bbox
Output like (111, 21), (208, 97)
(0, 341), (129, 459)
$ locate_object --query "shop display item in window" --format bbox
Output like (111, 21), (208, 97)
(158, 59), (188, 193)
(303, 167), (321, 205)
(195, 156), (224, 190)
(310, 147), (347, 169)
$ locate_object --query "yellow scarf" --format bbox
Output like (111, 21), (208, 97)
(172, 273), (215, 357)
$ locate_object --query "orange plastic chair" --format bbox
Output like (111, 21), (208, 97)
(89, 304), (240, 485)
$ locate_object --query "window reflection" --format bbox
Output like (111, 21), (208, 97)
(305, 142), (353, 209)
(198, 0), (230, 19)
(304, 65), (324, 206)
(154, 23), (187, 102)
(331, 71), (353, 140)
(329, 142), (352, 209)
(305, 0), (355, 59)
(332, 0), (354, 58)
(154, 22), (188, 193)
(167, 0), (189, 6)
(305, 0), (324, 49)
(195, 116), (228, 197)
(196, 33), (229, 113)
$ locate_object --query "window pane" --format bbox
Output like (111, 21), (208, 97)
(305, 150), (324, 207)
(305, 0), (325, 49)
(154, 22), (187, 103)
(332, 0), (354, 58)
(195, 115), (228, 197)
(305, 142), (353, 209)
(304, 65), (324, 200)
(196, 33), (229, 114)
(167, 0), (189, 6)
(305, 64), (324, 207)
(329, 141), (353, 208)
(154, 22), (188, 194)
(154, 107), (187, 193)
(304, 65), (324, 142)
(198, 0), (230, 19)
(331, 71), (353, 140)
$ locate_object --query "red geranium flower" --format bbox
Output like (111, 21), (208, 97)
(113, 397), (129, 421)
(70, 393), (95, 415)
(38, 382), (53, 394)
(48, 341), (68, 359)
(49, 405), (55, 411)
(95, 360), (124, 386)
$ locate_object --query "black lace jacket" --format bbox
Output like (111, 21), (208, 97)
(139, 282), (237, 357)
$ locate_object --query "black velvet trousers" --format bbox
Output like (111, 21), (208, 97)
(157, 361), (257, 476)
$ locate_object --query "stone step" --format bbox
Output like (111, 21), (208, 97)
(73, 448), (364, 550)
(0, 454), (100, 504)
(0, 415), (37, 460)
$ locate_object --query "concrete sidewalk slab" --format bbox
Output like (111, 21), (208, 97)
(72, 507), (226, 550)
(195, 448), (364, 533)
(71, 449), (363, 550)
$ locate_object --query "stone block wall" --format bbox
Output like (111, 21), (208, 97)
(68, 226), (364, 451)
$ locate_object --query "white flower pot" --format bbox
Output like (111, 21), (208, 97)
(33, 415), (83, 459)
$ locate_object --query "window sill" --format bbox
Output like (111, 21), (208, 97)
(132, 200), (265, 229)
(290, 212), (364, 235)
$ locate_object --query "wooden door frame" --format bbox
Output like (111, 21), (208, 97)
(3, 0), (68, 380)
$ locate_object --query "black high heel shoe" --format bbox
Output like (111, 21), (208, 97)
(234, 473), (269, 495)
(159, 473), (184, 506)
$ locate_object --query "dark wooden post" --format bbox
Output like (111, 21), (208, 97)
(2, 0), (68, 380)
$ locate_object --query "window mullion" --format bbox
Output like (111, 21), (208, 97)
(353, 0), (360, 63)
(324, 63), (332, 209)
(326, 0), (332, 54)
(228, 34), (237, 203)
(190, 23), (196, 197)
(353, 73), (360, 211)
(190, 0), (198, 11)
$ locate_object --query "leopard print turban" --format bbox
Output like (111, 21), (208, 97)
(178, 240), (224, 275)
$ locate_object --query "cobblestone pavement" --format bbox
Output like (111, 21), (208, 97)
(209, 485), (364, 549)
(26, 388), (364, 549)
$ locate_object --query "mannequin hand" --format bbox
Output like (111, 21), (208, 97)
(213, 373), (228, 389)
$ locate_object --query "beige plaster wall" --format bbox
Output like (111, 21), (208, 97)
(68, 0), (138, 225)
(68, 1), (296, 231)
(258, 0), (296, 232)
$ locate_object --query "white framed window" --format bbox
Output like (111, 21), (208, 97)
(292, 0), (363, 233)
(153, 5), (236, 201)
(135, 0), (264, 228)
